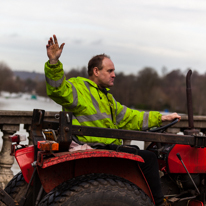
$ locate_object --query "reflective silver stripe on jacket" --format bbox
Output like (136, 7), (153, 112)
(66, 81), (78, 109)
(112, 96), (118, 117)
(142, 112), (149, 130)
(73, 112), (111, 123)
(73, 82), (112, 123)
(45, 75), (65, 88)
(116, 106), (127, 124)
(84, 81), (100, 111)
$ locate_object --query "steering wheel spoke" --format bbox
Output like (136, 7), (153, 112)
(149, 118), (179, 133)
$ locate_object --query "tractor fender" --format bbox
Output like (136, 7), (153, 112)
(14, 145), (34, 184)
(36, 149), (154, 203)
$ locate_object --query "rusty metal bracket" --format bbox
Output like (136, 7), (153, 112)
(71, 125), (196, 146)
(30, 109), (45, 146)
(57, 112), (72, 151)
(194, 135), (206, 148)
(37, 151), (57, 167)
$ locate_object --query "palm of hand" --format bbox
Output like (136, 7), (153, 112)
(47, 44), (62, 61)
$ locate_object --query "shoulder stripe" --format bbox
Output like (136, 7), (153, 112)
(116, 106), (127, 124)
(84, 81), (100, 110)
(45, 75), (65, 88)
(67, 81), (78, 109)
(74, 112), (111, 123)
(142, 112), (149, 130)
(112, 96), (118, 117)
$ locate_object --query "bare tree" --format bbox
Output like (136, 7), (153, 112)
(190, 70), (206, 115)
(66, 66), (88, 79)
(36, 81), (47, 97)
(0, 62), (14, 95)
(161, 69), (186, 113)
(134, 67), (160, 110)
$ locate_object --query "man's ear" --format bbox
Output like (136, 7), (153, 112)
(93, 67), (99, 76)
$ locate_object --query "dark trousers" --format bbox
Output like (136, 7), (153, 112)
(138, 150), (164, 206)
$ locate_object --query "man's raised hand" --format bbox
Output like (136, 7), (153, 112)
(46, 35), (65, 64)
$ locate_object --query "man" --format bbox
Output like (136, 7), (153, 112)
(45, 35), (181, 206)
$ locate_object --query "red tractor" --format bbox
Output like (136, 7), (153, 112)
(0, 70), (205, 206)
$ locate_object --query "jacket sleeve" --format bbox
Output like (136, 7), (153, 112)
(44, 61), (78, 110)
(116, 101), (162, 131)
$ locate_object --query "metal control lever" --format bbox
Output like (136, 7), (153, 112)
(176, 153), (200, 195)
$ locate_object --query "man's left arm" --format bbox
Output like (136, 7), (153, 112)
(115, 102), (162, 131)
(116, 101), (181, 131)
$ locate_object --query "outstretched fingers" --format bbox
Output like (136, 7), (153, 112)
(170, 113), (181, 120)
(60, 43), (65, 51)
(49, 37), (54, 45)
(46, 39), (51, 48)
(47, 38), (53, 48)
(46, 34), (65, 63)
(53, 35), (58, 45)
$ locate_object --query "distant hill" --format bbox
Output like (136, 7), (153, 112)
(13, 71), (45, 81)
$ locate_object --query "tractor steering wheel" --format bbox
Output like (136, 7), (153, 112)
(149, 118), (179, 133)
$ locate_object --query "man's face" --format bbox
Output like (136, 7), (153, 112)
(96, 58), (115, 88)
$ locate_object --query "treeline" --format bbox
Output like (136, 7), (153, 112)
(1, 62), (206, 115)
(0, 62), (47, 97)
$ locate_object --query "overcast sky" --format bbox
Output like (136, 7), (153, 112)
(1, 0), (206, 75)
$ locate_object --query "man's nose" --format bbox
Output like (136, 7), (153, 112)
(112, 72), (115, 77)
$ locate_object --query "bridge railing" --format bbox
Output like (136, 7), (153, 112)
(0, 110), (57, 189)
(0, 110), (206, 188)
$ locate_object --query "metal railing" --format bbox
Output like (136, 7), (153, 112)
(0, 110), (57, 189)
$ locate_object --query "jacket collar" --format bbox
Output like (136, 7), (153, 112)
(77, 76), (110, 91)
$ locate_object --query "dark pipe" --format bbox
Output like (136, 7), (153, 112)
(186, 70), (194, 129)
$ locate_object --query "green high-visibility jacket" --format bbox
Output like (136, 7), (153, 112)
(45, 61), (162, 145)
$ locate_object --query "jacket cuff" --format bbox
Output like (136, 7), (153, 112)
(46, 60), (61, 68)
(45, 60), (64, 80)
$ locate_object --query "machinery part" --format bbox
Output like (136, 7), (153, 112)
(148, 118), (178, 151)
(160, 175), (180, 197)
(160, 175), (192, 206)
(57, 111), (72, 151)
(149, 118), (179, 133)
(188, 199), (204, 206)
(70, 123), (196, 146)
(39, 173), (155, 206)
(176, 153), (200, 195)
(31, 109), (45, 147)
(0, 187), (17, 206)
(19, 167), (37, 206)
(186, 70), (194, 129)
(184, 70), (199, 135)
(4, 172), (33, 206)
(42, 111), (203, 147)
(35, 186), (44, 206)
(42, 129), (57, 141)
